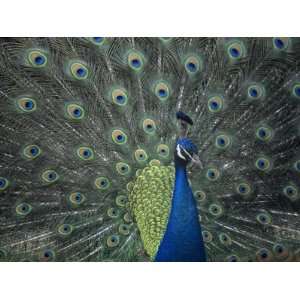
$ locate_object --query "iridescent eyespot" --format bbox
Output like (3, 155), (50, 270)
(16, 97), (37, 113)
(0, 177), (9, 191)
(116, 195), (127, 207)
(16, 203), (32, 216)
(273, 244), (289, 259)
(293, 160), (300, 172)
(227, 255), (240, 262)
(70, 62), (89, 80)
(66, 103), (85, 120)
(69, 192), (86, 206)
(209, 203), (223, 217)
(256, 126), (273, 142)
(89, 37), (106, 45)
(40, 249), (55, 262)
(134, 149), (148, 163)
(143, 119), (156, 135)
(95, 177), (110, 190)
(107, 208), (120, 218)
(119, 224), (130, 235)
(247, 84), (265, 100)
(28, 50), (48, 67)
(208, 95), (224, 113)
(206, 168), (220, 181)
(236, 182), (251, 196)
(154, 81), (171, 101)
(23, 145), (41, 160)
(283, 184), (298, 201)
(111, 88), (128, 106)
(112, 129), (128, 145)
(256, 248), (272, 262)
(227, 40), (245, 59)
(77, 146), (94, 161)
(107, 235), (120, 247)
(41, 170), (59, 183)
(215, 134), (231, 149)
(202, 230), (213, 243)
(116, 162), (131, 175)
(219, 233), (232, 246)
(256, 212), (272, 225)
(58, 224), (73, 236)
(184, 55), (202, 75)
(255, 157), (271, 171)
(157, 144), (170, 158)
(194, 190), (206, 202)
(292, 83), (300, 98)
(127, 50), (144, 72)
(273, 37), (290, 51)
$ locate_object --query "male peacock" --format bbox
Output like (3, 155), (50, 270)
(0, 37), (300, 262)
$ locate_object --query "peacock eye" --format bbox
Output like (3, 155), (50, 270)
(69, 192), (86, 206)
(143, 119), (156, 134)
(40, 249), (55, 261)
(115, 195), (127, 207)
(157, 144), (169, 158)
(112, 129), (128, 145)
(215, 134), (231, 149)
(202, 230), (213, 243)
(194, 190), (206, 202)
(256, 212), (272, 225)
(206, 168), (220, 181)
(118, 224), (130, 235)
(127, 50), (144, 71)
(66, 103), (85, 120)
(116, 162), (131, 175)
(95, 177), (110, 190)
(219, 233), (232, 246)
(28, 50), (48, 67)
(0, 177), (9, 191)
(255, 157), (271, 171)
(17, 97), (37, 113)
(273, 244), (289, 259)
(58, 224), (73, 236)
(77, 146), (94, 160)
(42, 170), (59, 183)
(283, 184), (298, 201)
(209, 203), (223, 217)
(111, 88), (128, 106)
(154, 81), (171, 101)
(293, 160), (300, 172)
(69, 61), (89, 80)
(227, 41), (245, 59)
(247, 84), (265, 100)
(23, 145), (41, 160)
(256, 248), (272, 261)
(255, 126), (273, 142)
(89, 37), (105, 45)
(16, 203), (32, 216)
(208, 95), (224, 112)
(134, 149), (148, 163)
(227, 254), (240, 262)
(273, 37), (290, 51)
(236, 182), (251, 196)
(292, 83), (300, 98)
(107, 207), (120, 218)
(107, 235), (120, 247)
(184, 55), (202, 75)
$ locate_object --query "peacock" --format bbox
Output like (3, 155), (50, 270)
(0, 37), (300, 262)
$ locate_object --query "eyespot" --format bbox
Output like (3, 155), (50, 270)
(40, 249), (55, 262)
(66, 103), (85, 120)
(69, 192), (86, 206)
(227, 41), (245, 59)
(41, 170), (59, 183)
(255, 157), (271, 171)
(127, 50), (144, 72)
(293, 160), (300, 172)
(116, 162), (131, 176)
(124, 212), (133, 223)
(247, 84), (265, 100)
(70, 62), (89, 80)
(143, 119), (156, 135)
(215, 134), (231, 149)
(206, 168), (220, 181)
(116, 195), (127, 207)
(154, 81), (171, 101)
(58, 224), (73, 236)
(227, 254), (240, 262)
(208, 95), (224, 113)
(273, 37), (290, 51)
(23, 145), (41, 160)
(135, 149), (148, 163)
(209, 203), (223, 217)
(76, 146), (94, 161)
(202, 230), (213, 243)
(119, 224), (130, 235)
(273, 243), (289, 259)
(95, 177), (110, 190)
(112, 129), (128, 145)
(28, 50), (47, 67)
(0, 249), (7, 261)
(256, 248), (272, 262)
(89, 37), (106, 45)
(111, 88), (128, 106)
(256, 212), (272, 225)
(16, 97), (37, 113)
(16, 203), (32, 216)
(184, 55), (202, 75)
(255, 126), (273, 142)
(0, 177), (9, 191)
(107, 235), (120, 247)
(236, 182), (251, 196)
(283, 184), (298, 201)
(292, 83), (300, 98)
(194, 190), (206, 202)
(157, 144), (170, 158)
(107, 207), (120, 218)
(219, 233), (232, 246)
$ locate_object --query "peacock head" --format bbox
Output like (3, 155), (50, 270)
(176, 111), (193, 137)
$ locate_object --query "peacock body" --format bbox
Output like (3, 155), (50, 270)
(0, 37), (300, 262)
